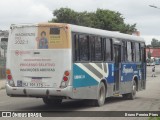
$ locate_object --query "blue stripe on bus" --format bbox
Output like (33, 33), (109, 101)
(105, 63), (114, 83)
(121, 63), (142, 82)
(73, 64), (98, 88)
(73, 62), (143, 88)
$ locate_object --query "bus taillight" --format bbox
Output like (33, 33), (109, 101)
(64, 71), (70, 76)
(63, 76), (68, 81)
(7, 75), (12, 80)
(6, 69), (12, 80)
(6, 69), (11, 75)
(6, 69), (15, 87)
(60, 70), (70, 88)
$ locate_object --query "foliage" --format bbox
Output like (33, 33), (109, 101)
(148, 117), (160, 120)
(49, 8), (137, 34)
(151, 38), (160, 47)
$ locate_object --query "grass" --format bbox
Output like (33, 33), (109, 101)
(149, 117), (160, 120)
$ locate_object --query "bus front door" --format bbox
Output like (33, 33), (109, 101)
(114, 45), (121, 92)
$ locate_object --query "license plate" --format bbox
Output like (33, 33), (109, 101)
(23, 78), (44, 87)
(23, 82), (44, 87)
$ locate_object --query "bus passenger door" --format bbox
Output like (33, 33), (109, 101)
(114, 45), (121, 92)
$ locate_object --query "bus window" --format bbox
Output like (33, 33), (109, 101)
(73, 34), (79, 61)
(131, 42), (135, 62)
(141, 43), (146, 63)
(135, 42), (140, 62)
(122, 41), (127, 62)
(127, 41), (132, 62)
(95, 37), (103, 61)
(79, 35), (89, 61)
(90, 36), (103, 61)
(139, 43), (142, 62)
(105, 38), (112, 61)
(90, 36), (96, 61)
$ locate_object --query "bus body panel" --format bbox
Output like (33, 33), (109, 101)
(6, 23), (73, 97)
(120, 62), (146, 94)
(6, 84), (73, 98)
(8, 49), (71, 88)
(72, 62), (146, 99)
(72, 63), (115, 99)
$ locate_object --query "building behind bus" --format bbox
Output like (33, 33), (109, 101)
(0, 30), (8, 79)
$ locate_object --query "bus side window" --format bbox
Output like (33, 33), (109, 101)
(95, 37), (103, 61)
(90, 36), (103, 61)
(144, 47), (146, 63)
(135, 42), (140, 62)
(139, 43), (142, 62)
(79, 34), (90, 61)
(90, 36), (95, 61)
(131, 42), (135, 62)
(140, 43), (146, 62)
(105, 38), (111, 61)
(122, 41), (127, 62)
(74, 34), (79, 61)
(127, 41), (132, 62)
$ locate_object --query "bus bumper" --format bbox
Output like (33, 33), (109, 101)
(6, 84), (73, 98)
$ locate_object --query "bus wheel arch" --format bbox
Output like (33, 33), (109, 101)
(122, 77), (137, 100)
(133, 76), (138, 91)
(101, 79), (107, 95)
(93, 80), (107, 106)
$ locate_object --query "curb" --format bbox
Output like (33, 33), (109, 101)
(0, 80), (6, 90)
(0, 86), (5, 90)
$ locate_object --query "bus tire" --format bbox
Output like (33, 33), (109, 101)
(122, 80), (137, 100)
(94, 82), (106, 106)
(42, 98), (62, 106)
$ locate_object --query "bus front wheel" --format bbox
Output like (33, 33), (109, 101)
(42, 98), (62, 106)
(94, 82), (106, 106)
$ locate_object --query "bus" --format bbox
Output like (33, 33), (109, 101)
(146, 58), (155, 66)
(6, 23), (146, 106)
(155, 58), (160, 65)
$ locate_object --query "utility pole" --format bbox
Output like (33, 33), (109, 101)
(149, 5), (160, 9)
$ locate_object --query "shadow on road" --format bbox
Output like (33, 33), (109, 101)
(17, 96), (132, 111)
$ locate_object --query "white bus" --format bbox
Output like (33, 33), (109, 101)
(6, 23), (146, 106)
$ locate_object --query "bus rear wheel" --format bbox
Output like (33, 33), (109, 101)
(42, 98), (62, 106)
(94, 82), (106, 106)
(122, 80), (137, 100)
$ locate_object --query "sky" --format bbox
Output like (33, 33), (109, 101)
(0, 0), (160, 45)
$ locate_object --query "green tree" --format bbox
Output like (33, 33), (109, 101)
(50, 8), (137, 34)
(52, 8), (77, 24)
(151, 38), (160, 47)
(146, 45), (152, 48)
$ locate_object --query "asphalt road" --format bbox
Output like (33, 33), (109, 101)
(0, 66), (160, 119)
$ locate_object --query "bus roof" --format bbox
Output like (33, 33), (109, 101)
(10, 23), (145, 43)
(69, 24), (145, 43)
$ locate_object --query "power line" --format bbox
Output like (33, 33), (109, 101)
(149, 5), (160, 9)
